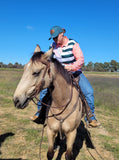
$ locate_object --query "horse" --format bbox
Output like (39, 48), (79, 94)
(13, 45), (82, 160)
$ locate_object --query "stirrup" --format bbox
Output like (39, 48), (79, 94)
(31, 115), (45, 124)
(30, 112), (45, 124)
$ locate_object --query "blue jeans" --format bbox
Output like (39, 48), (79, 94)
(79, 72), (96, 121)
(37, 72), (96, 121)
(36, 88), (47, 116)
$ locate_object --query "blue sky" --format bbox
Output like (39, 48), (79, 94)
(0, 0), (119, 65)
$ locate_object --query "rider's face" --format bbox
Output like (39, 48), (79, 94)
(53, 32), (64, 44)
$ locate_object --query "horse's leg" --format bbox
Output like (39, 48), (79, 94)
(47, 126), (56, 160)
(65, 129), (76, 160)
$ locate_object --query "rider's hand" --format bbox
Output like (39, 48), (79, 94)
(64, 65), (73, 72)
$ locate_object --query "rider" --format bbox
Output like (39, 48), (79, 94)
(31, 26), (101, 127)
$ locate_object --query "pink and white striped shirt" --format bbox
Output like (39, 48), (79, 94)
(52, 36), (84, 72)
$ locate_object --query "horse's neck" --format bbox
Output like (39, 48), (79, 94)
(51, 73), (71, 106)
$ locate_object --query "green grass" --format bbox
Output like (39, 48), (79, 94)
(25, 129), (41, 141)
(98, 135), (119, 159)
(87, 75), (119, 113)
(84, 71), (119, 75)
(0, 67), (23, 71)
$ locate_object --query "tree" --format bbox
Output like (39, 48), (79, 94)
(94, 62), (105, 72)
(13, 62), (19, 68)
(104, 62), (110, 72)
(82, 63), (86, 71)
(86, 61), (94, 71)
(0, 62), (4, 68)
(8, 63), (13, 68)
(110, 60), (118, 72)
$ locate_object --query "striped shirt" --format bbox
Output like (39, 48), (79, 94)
(50, 36), (84, 72)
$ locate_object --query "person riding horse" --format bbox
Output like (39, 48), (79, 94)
(31, 26), (101, 128)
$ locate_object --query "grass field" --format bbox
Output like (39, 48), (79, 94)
(0, 69), (119, 160)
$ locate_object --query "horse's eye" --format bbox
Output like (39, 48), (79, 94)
(32, 71), (40, 77)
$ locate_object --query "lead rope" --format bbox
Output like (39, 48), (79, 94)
(39, 123), (47, 160)
(85, 126), (104, 160)
(86, 147), (97, 160)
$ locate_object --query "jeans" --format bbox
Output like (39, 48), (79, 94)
(37, 72), (96, 121)
(79, 72), (96, 121)
(35, 88), (47, 116)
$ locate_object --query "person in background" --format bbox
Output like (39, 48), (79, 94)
(31, 26), (101, 127)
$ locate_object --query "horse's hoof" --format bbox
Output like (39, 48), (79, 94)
(65, 151), (73, 160)
(47, 150), (54, 160)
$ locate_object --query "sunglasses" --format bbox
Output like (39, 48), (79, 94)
(53, 36), (58, 41)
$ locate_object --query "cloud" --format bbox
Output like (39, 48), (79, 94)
(26, 25), (33, 30)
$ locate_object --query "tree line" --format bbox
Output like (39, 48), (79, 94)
(82, 60), (119, 72)
(0, 62), (23, 69)
(0, 60), (119, 72)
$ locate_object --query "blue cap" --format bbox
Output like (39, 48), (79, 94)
(49, 26), (65, 40)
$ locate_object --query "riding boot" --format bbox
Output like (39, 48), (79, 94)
(79, 88), (93, 123)
(30, 106), (46, 124)
(83, 99), (93, 123)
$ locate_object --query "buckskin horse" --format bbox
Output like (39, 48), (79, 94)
(13, 45), (83, 160)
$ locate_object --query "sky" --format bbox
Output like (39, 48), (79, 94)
(0, 0), (119, 65)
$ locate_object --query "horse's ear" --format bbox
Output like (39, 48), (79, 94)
(44, 48), (53, 59)
(34, 44), (41, 53)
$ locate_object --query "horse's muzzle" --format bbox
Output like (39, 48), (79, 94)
(13, 97), (29, 109)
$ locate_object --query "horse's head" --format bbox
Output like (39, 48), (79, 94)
(13, 45), (53, 109)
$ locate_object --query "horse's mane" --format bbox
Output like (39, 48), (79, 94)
(31, 51), (44, 63)
(31, 51), (71, 84)
(51, 58), (71, 84)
